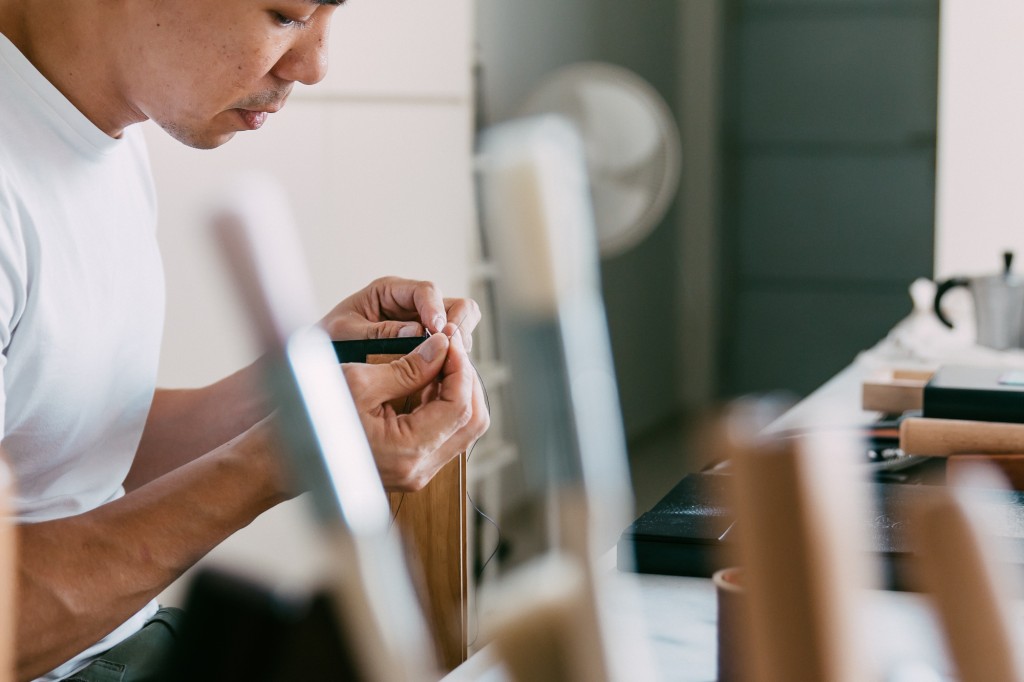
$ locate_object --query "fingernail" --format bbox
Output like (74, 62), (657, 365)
(415, 333), (445, 362)
(397, 324), (419, 338)
(431, 315), (447, 334)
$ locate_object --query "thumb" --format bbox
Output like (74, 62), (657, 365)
(341, 317), (423, 340)
(344, 333), (449, 406)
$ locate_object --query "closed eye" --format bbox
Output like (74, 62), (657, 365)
(271, 11), (308, 28)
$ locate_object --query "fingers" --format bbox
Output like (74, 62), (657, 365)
(392, 332), (489, 490)
(370, 277), (449, 335)
(342, 333), (449, 407)
(438, 331), (490, 451)
(324, 276), (482, 346)
(436, 350), (490, 459)
(365, 277), (482, 342)
(364, 332), (489, 491)
(442, 298), (481, 351)
(331, 313), (424, 340)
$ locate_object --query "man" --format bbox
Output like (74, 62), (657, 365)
(0, 0), (489, 679)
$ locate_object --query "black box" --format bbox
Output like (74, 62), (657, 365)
(923, 365), (1024, 424)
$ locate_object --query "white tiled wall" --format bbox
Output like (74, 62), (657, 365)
(146, 101), (473, 387)
(147, 0), (473, 601)
(935, 0), (1024, 278)
(301, 0), (471, 98)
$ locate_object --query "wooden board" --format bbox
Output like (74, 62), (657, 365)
(367, 353), (468, 671)
(861, 368), (931, 414)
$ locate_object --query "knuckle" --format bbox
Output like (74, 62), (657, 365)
(455, 403), (473, 428)
(475, 410), (491, 435)
(393, 357), (422, 388)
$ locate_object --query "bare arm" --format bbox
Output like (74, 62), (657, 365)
(125, 361), (271, 491)
(15, 418), (288, 681)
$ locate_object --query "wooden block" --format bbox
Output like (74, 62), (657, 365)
(485, 554), (607, 682)
(899, 417), (1024, 456)
(948, 455), (1024, 490)
(861, 368), (931, 414)
(368, 353), (468, 671)
(722, 403), (874, 682)
(911, 483), (1024, 680)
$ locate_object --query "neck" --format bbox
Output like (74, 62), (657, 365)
(0, 1), (145, 137)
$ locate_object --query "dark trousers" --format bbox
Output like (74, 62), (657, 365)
(62, 608), (184, 682)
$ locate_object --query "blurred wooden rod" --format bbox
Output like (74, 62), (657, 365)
(726, 404), (875, 682)
(912, 483), (1024, 681)
(899, 418), (1024, 456)
(948, 454), (1024, 490)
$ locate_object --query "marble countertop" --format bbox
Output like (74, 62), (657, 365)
(631, 573), (953, 682)
(449, 570), (962, 681)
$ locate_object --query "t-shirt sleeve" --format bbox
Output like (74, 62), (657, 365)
(0, 170), (29, 438)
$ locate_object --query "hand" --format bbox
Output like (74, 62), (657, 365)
(320, 276), (481, 351)
(342, 331), (490, 491)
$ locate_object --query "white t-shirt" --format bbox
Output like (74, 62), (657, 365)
(0, 33), (165, 679)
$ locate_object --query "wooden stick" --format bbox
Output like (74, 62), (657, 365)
(370, 352), (468, 672)
(724, 403), (875, 682)
(948, 455), (1024, 490)
(911, 480), (1024, 681)
(900, 418), (1024, 456)
(485, 554), (606, 682)
(861, 369), (931, 414)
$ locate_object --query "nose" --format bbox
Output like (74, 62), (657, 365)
(273, 19), (331, 85)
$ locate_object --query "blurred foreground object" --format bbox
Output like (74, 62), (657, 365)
(911, 466), (1024, 681)
(210, 175), (437, 681)
(519, 62), (680, 258)
(721, 399), (878, 682)
(476, 116), (656, 680)
(900, 417), (1024, 457)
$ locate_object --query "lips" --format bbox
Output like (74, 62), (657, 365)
(237, 109), (269, 130)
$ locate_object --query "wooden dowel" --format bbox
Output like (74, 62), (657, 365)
(486, 555), (606, 682)
(368, 353), (468, 671)
(911, 483), (1024, 681)
(948, 455), (1024, 490)
(900, 418), (1024, 456)
(724, 404), (875, 682)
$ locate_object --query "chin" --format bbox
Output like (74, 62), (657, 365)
(157, 119), (238, 150)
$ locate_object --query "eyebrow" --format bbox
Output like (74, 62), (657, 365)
(311, 0), (346, 4)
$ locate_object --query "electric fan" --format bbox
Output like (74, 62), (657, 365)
(519, 61), (681, 257)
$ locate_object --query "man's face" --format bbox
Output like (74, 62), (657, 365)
(122, 0), (338, 149)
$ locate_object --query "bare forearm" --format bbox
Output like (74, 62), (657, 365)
(17, 424), (286, 680)
(128, 361), (271, 490)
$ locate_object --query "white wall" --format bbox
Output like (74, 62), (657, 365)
(147, 0), (474, 601)
(935, 1), (1024, 278)
(148, 0), (474, 389)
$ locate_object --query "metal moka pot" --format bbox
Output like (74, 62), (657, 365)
(934, 251), (1024, 350)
